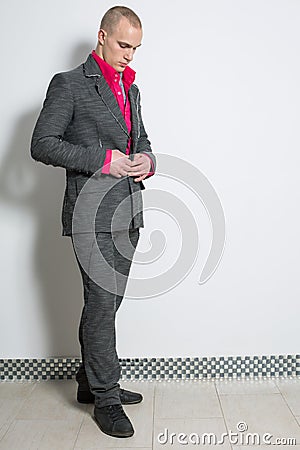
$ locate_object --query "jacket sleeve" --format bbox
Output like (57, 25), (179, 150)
(135, 88), (156, 179)
(30, 72), (105, 175)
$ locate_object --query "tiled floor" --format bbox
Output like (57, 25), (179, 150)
(0, 378), (299, 449)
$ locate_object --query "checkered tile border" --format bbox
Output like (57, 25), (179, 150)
(0, 355), (299, 380)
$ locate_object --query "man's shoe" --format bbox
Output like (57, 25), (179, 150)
(77, 387), (143, 405)
(119, 388), (143, 405)
(77, 388), (95, 404)
(94, 404), (134, 438)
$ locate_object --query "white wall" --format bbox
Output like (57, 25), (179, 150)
(0, 0), (299, 358)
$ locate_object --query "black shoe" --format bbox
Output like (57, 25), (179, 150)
(77, 388), (95, 404)
(77, 387), (143, 405)
(94, 404), (134, 438)
(119, 388), (143, 405)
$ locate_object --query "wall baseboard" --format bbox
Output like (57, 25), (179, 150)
(0, 355), (299, 381)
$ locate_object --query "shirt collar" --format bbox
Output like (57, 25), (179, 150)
(91, 50), (135, 88)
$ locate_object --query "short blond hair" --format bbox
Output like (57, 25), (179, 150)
(100, 5), (142, 34)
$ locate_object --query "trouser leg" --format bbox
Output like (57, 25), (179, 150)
(113, 229), (140, 312)
(71, 229), (139, 407)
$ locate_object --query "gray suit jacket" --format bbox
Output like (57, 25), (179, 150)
(31, 54), (156, 235)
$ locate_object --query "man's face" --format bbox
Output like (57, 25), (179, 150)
(98, 17), (142, 72)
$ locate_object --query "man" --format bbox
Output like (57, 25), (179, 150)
(30, 6), (156, 438)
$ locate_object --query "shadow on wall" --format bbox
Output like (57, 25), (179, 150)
(0, 43), (93, 358)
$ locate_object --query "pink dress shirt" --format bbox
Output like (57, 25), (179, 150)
(91, 50), (154, 177)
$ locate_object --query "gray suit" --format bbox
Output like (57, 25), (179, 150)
(31, 54), (156, 235)
(30, 54), (155, 407)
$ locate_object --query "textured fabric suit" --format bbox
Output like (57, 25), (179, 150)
(31, 54), (155, 406)
(71, 228), (140, 406)
(31, 54), (156, 235)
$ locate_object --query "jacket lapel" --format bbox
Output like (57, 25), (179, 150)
(128, 87), (138, 151)
(83, 54), (130, 138)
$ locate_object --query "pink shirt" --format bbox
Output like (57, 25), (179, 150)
(91, 50), (154, 177)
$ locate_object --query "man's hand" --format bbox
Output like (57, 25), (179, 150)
(127, 153), (151, 182)
(109, 149), (133, 178)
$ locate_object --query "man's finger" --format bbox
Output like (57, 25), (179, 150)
(111, 160), (132, 171)
(123, 160), (135, 169)
(127, 169), (146, 176)
(134, 174), (147, 182)
(127, 163), (145, 173)
(130, 158), (144, 167)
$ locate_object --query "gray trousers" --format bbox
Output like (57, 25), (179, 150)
(71, 228), (140, 407)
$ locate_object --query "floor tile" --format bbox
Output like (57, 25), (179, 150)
(74, 381), (155, 448)
(276, 378), (300, 416)
(0, 419), (82, 450)
(153, 417), (231, 450)
(0, 378), (299, 449)
(0, 382), (38, 430)
(16, 380), (86, 422)
(154, 380), (222, 419)
(220, 393), (300, 443)
(215, 378), (279, 395)
(0, 399), (26, 430)
(0, 381), (37, 399)
(0, 422), (10, 441)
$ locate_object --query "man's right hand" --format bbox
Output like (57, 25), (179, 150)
(109, 149), (133, 178)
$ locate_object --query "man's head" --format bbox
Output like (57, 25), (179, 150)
(95, 6), (143, 72)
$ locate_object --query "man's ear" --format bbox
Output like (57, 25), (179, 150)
(98, 29), (107, 45)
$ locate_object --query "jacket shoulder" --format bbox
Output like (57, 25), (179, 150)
(50, 64), (83, 82)
(129, 83), (141, 102)
(131, 83), (140, 93)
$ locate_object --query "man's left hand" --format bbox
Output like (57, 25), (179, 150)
(127, 153), (151, 182)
